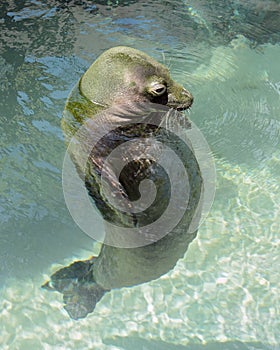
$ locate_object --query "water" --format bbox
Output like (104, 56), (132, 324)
(0, 0), (279, 349)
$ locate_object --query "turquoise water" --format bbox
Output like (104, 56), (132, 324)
(0, 1), (279, 349)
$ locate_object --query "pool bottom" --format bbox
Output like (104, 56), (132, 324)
(1, 156), (279, 350)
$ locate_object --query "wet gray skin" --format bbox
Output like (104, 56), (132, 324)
(42, 46), (202, 320)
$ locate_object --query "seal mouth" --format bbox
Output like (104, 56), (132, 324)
(176, 104), (192, 111)
(167, 101), (193, 111)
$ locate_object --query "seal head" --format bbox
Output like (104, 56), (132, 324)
(80, 46), (193, 111)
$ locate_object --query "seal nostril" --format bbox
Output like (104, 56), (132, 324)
(184, 90), (194, 108)
(183, 89), (193, 99)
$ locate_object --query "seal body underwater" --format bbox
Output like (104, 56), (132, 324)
(42, 46), (203, 319)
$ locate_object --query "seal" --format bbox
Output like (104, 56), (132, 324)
(42, 46), (202, 320)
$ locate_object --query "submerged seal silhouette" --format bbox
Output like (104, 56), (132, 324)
(42, 46), (210, 319)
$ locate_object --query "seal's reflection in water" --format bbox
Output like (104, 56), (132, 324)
(42, 47), (205, 320)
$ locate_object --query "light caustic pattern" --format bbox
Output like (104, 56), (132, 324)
(62, 103), (215, 248)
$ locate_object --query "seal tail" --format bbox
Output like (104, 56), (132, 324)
(63, 281), (107, 320)
(42, 258), (108, 320)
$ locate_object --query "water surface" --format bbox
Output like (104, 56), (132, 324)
(0, 1), (279, 349)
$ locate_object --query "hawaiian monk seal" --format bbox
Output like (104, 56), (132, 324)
(43, 46), (203, 320)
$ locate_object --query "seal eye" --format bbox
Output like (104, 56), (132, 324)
(148, 83), (167, 97)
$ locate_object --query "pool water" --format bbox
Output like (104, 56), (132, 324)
(0, 1), (279, 349)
